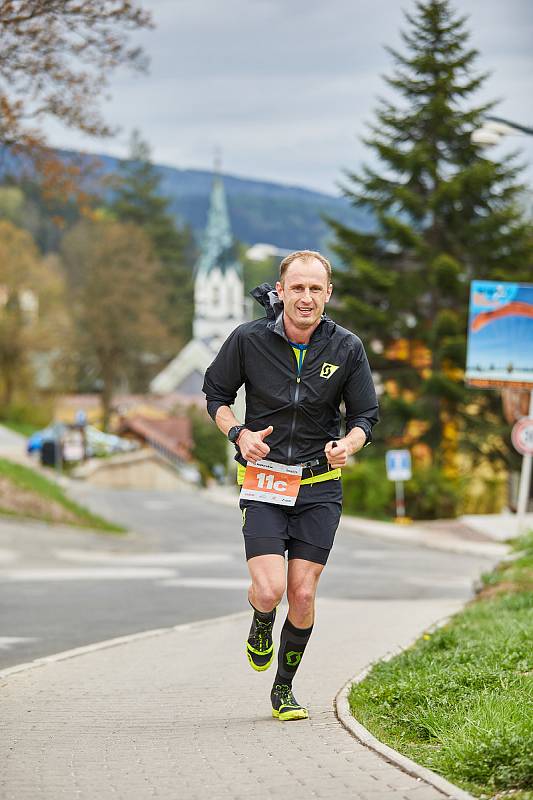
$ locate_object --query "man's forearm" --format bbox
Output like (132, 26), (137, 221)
(341, 426), (367, 456)
(214, 405), (242, 437)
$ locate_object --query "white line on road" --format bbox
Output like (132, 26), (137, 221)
(158, 577), (250, 590)
(0, 567), (178, 581)
(406, 576), (474, 589)
(0, 548), (19, 564)
(53, 549), (234, 565)
(0, 636), (39, 650)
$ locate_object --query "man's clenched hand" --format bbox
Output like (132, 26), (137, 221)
(238, 426), (274, 463)
(324, 439), (348, 467)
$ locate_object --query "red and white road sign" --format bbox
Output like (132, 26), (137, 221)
(511, 417), (533, 456)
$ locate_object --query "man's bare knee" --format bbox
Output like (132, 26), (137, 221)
(247, 554), (286, 611)
(287, 584), (315, 617)
(250, 578), (285, 611)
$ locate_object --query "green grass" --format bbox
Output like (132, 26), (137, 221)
(348, 532), (533, 799)
(0, 418), (37, 437)
(0, 458), (125, 533)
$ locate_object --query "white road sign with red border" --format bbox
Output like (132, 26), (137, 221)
(511, 417), (533, 456)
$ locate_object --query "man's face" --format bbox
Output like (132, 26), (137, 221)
(276, 258), (333, 331)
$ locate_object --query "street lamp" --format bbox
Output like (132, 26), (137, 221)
(471, 115), (533, 146)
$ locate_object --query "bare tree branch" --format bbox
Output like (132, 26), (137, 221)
(0, 1), (153, 146)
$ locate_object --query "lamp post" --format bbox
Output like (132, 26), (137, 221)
(471, 115), (533, 146)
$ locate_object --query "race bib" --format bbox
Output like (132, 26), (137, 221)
(240, 459), (302, 506)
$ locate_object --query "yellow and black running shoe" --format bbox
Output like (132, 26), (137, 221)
(246, 609), (276, 671)
(271, 683), (309, 721)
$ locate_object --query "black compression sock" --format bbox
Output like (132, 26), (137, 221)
(249, 600), (276, 623)
(273, 616), (313, 687)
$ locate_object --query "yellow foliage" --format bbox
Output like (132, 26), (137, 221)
(384, 379), (400, 398)
(385, 338), (409, 361)
(410, 343), (432, 369)
(412, 443), (432, 466)
(405, 419), (430, 441)
(442, 362), (464, 382)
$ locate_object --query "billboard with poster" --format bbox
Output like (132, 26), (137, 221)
(465, 280), (533, 389)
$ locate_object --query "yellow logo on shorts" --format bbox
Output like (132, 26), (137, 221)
(320, 362), (339, 379)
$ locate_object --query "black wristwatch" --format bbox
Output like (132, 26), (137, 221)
(227, 425), (247, 445)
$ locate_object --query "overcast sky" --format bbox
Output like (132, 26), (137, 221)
(44, 0), (533, 195)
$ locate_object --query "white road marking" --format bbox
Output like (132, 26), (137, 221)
(158, 577), (250, 590)
(406, 576), (473, 589)
(54, 549), (233, 565)
(0, 548), (19, 564)
(0, 636), (39, 650)
(0, 567), (178, 581)
(349, 550), (388, 560)
(142, 500), (174, 510)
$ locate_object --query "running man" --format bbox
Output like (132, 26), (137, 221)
(203, 250), (378, 721)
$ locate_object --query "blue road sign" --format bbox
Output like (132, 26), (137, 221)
(386, 449), (412, 481)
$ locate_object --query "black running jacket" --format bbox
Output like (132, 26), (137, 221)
(202, 283), (379, 466)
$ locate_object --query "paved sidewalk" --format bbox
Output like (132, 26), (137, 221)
(2, 597), (463, 800)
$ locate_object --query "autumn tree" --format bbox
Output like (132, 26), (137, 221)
(109, 131), (196, 349)
(329, 0), (531, 478)
(0, 219), (72, 407)
(61, 220), (168, 429)
(0, 1), (153, 208)
(0, 1), (152, 147)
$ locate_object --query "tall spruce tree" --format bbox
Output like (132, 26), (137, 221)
(110, 131), (196, 351)
(329, 0), (531, 476)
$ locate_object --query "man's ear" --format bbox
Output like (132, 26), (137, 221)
(325, 283), (333, 302)
(275, 280), (284, 298)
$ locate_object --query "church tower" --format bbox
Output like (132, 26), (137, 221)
(150, 172), (245, 396)
(193, 174), (245, 347)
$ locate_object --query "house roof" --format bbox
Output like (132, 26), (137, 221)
(117, 414), (193, 461)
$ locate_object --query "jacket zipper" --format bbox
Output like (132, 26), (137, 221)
(287, 348), (302, 464)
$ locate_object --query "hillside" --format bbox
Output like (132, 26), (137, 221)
(0, 147), (373, 252)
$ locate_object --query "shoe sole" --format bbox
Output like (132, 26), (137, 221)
(272, 707), (309, 721)
(246, 645), (273, 672)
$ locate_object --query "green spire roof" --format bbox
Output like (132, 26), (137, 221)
(196, 175), (242, 277)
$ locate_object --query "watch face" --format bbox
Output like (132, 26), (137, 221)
(228, 426), (240, 443)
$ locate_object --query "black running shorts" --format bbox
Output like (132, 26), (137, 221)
(239, 478), (342, 565)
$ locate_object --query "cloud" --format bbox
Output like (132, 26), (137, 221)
(43, 0), (533, 194)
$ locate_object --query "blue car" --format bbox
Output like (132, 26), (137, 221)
(27, 424), (66, 454)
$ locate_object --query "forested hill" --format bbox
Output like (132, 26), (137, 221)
(154, 163), (374, 252)
(102, 153), (374, 251)
(1, 148), (373, 251)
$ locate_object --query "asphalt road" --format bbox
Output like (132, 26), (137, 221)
(0, 482), (498, 669)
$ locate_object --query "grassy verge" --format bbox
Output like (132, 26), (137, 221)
(0, 419), (37, 437)
(348, 531), (533, 800)
(0, 458), (125, 533)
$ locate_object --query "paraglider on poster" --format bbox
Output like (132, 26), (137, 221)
(465, 280), (533, 389)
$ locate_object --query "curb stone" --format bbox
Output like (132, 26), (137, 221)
(335, 616), (475, 800)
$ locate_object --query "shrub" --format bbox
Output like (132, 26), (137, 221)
(342, 460), (463, 520)
(187, 406), (228, 486)
(342, 459), (394, 519)
(0, 397), (53, 431)
(405, 465), (461, 519)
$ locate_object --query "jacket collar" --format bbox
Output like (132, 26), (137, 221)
(250, 283), (334, 342)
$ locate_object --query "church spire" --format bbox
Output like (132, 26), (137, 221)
(196, 163), (240, 278)
(192, 167), (245, 344)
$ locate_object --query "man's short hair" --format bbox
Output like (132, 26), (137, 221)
(279, 250), (332, 284)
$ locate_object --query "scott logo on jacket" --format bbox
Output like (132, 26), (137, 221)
(320, 362), (339, 379)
